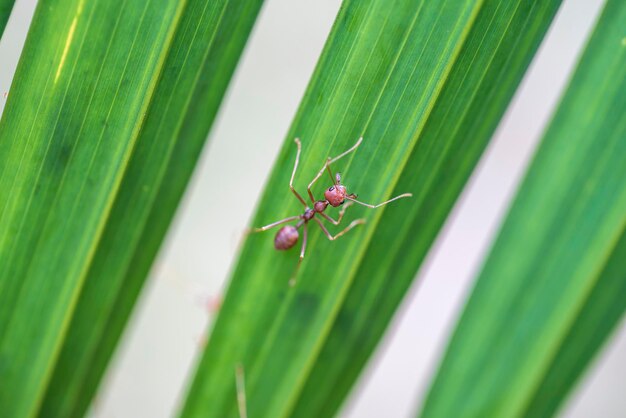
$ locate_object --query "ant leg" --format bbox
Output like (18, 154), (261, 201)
(307, 158), (334, 203)
(314, 217), (365, 241)
(235, 364), (248, 418)
(307, 137), (363, 202)
(289, 224), (307, 286)
(290, 138), (308, 207)
(345, 192), (412, 208)
(249, 215), (301, 233)
(318, 201), (353, 225)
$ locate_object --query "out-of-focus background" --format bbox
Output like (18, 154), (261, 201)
(1, 0), (624, 417)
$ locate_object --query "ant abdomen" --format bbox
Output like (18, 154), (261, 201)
(274, 225), (298, 250)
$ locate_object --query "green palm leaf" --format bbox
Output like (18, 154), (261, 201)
(0, 0), (15, 38)
(0, 0), (184, 415)
(180, 1), (561, 417)
(37, 1), (264, 417)
(292, 1), (563, 416)
(421, 0), (626, 416)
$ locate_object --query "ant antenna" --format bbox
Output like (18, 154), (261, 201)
(308, 137), (363, 201)
(235, 363), (248, 418)
(345, 193), (412, 208)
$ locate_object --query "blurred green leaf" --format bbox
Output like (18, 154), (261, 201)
(292, 1), (563, 417)
(39, 1), (264, 417)
(0, 0), (15, 38)
(0, 0), (184, 415)
(524, 232), (626, 417)
(421, 1), (626, 416)
(180, 1), (562, 417)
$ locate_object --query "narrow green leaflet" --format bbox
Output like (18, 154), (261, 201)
(292, 2), (563, 417)
(39, 2), (264, 417)
(0, 0), (15, 39)
(0, 0), (183, 416)
(524, 231), (626, 417)
(180, 1), (507, 416)
(421, 1), (626, 416)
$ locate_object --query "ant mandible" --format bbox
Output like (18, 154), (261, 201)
(251, 137), (412, 285)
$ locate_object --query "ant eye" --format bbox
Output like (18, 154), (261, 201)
(328, 186), (335, 191)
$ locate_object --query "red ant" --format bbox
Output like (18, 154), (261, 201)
(251, 137), (412, 285)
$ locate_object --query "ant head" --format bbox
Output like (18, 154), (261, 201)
(324, 184), (347, 207)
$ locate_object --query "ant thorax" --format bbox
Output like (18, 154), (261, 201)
(313, 200), (328, 213)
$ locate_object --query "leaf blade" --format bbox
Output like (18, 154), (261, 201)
(0, 0), (184, 415)
(179, 1), (515, 416)
(291, 2), (564, 416)
(0, 0), (14, 38)
(421, 0), (626, 416)
(38, 1), (264, 417)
